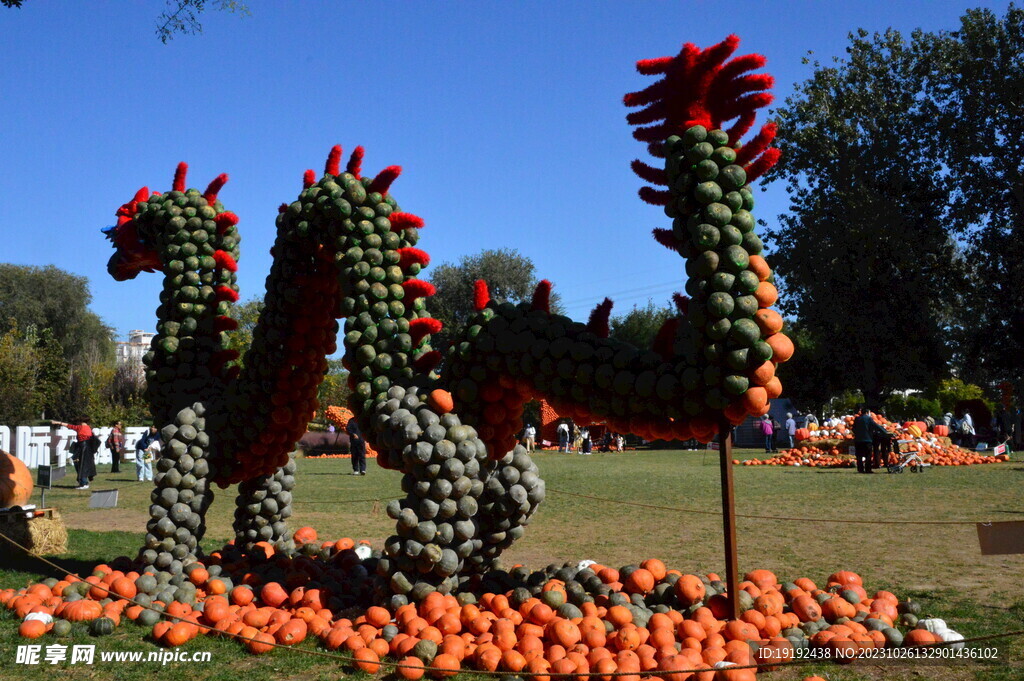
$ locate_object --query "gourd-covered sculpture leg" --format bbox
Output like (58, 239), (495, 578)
(367, 385), (544, 598)
(231, 455), (297, 556)
(140, 403), (216, 571)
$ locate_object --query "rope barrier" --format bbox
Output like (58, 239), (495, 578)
(0, 529), (1020, 676)
(546, 488), (997, 526)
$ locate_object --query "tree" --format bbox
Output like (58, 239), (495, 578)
(765, 28), (966, 406)
(0, 264), (114, 366)
(224, 296), (264, 368)
(771, 321), (844, 415)
(916, 6), (1024, 390)
(315, 359), (350, 418)
(156, 0), (250, 43)
(427, 249), (563, 354)
(609, 300), (673, 350)
(2, 1), (249, 42)
(0, 326), (45, 424)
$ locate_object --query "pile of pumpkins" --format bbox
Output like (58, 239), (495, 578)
(4, 530), (966, 679)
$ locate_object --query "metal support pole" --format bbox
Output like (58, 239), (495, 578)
(718, 421), (740, 620)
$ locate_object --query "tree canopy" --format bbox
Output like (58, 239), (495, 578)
(0, 264), (114, 367)
(609, 300), (673, 350)
(427, 249), (563, 354)
(766, 26), (967, 405)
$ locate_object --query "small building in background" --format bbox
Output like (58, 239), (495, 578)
(115, 329), (155, 375)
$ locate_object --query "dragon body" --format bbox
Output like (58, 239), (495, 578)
(105, 34), (789, 599)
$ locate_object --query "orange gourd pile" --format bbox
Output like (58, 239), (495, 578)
(321, 405), (378, 458)
(3, 539), (950, 679)
(742, 414), (1011, 468)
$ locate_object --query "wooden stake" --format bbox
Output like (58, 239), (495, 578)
(718, 422), (740, 620)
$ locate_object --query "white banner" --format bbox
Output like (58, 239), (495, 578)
(9, 426), (149, 469)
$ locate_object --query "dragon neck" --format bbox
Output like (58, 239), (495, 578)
(135, 187), (241, 425)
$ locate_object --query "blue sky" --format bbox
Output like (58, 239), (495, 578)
(0, 0), (1012, 340)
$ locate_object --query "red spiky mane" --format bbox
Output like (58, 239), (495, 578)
(625, 34), (781, 205)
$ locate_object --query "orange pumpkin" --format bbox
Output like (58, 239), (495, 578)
(428, 389), (454, 414)
(19, 619), (46, 639)
(0, 451), (33, 507)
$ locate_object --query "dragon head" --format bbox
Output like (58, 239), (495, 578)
(103, 185), (162, 281)
(103, 162), (234, 281)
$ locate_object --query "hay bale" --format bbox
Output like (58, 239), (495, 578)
(3, 510), (67, 556)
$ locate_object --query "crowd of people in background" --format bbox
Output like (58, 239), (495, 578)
(541, 420), (625, 455)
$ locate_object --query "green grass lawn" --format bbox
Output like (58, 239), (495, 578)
(1, 449), (1022, 680)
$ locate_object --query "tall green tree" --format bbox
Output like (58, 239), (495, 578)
(0, 264), (114, 366)
(917, 5), (1024, 389)
(0, 326), (45, 424)
(609, 300), (673, 350)
(765, 28), (965, 406)
(427, 249), (563, 354)
(223, 296), (264, 368)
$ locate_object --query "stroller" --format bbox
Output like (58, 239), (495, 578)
(887, 440), (929, 473)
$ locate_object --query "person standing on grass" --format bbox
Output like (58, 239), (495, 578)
(870, 419), (892, 469)
(759, 415), (774, 454)
(523, 423), (536, 453)
(557, 421), (570, 453)
(580, 428), (592, 455)
(347, 417), (367, 475)
(53, 418), (96, 489)
(785, 413), (797, 449)
(572, 424), (582, 454)
(106, 421), (125, 474)
(134, 425), (160, 482)
(852, 405), (875, 474)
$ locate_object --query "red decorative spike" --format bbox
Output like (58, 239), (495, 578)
(626, 35), (778, 197)
(401, 279), (436, 304)
(473, 280), (490, 311)
(213, 315), (239, 332)
(173, 162), (188, 192)
(133, 187), (150, 202)
(672, 293), (689, 315)
(325, 144), (342, 176)
(630, 159), (666, 185)
(214, 211), (239, 233)
(745, 147), (781, 182)
(653, 318), (680, 359)
(303, 169), (316, 188)
(397, 247), (430, 269)
(652, 228), (679, 251)
(638, 187), (671, 205)
(389, 212), (424, 231)
(725, 112), (757, 144)
(409, 317), (443, 345)
(531, 280), (552, 312)
(413, 350), (441, 373)
(212, 249), (238, 272)
(368, 165), (401, 195)
(214, 285), (240, 302)
(636, 56), (674, 75)
(347, 146), (364, 178)
(586, 298), (613, 338)
(203, 173), (228, 205)
(735, 122), (777, 166)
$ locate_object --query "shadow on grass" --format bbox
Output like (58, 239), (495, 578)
(1, 551), (103, 581)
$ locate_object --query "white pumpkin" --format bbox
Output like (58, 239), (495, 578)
(917, 618), (948, 635)
(713, 661), (736, 669)
(354, 544), (372, 560)
(939, 629), (965, 650)
(577, 559), (596, 571)
(24, 612), (52, 624)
